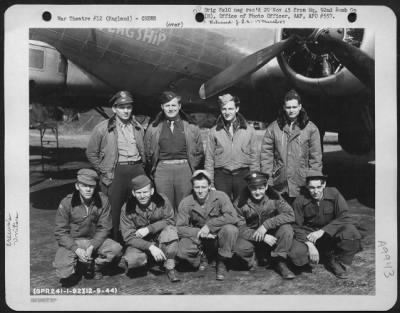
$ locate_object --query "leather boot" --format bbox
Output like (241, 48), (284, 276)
(167, 269), (181, 283)
(274, 258), (295, 280)
(326, 255), (348, 279)
(199, 252), (208, 271)
(216, 256), (228, 281)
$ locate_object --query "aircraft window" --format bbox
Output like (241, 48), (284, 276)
(29, 48), (44, 69)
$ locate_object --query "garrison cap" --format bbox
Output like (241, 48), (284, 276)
(159, 90), (181, 105)
(191, 170), (212, 184)
(306, 169), (328, 183)
(110, 91), (134, 107)
(77, 168), (99, 186)
(245, 171), (269, 187)
(130, 175), (152, 191)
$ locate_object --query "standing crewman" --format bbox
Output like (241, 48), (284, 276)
(288, 171), (362, 279)
(144, 90), (204, 210)
(119, 174), (180, 282)
(260, 89), (322, 204)
(53, 169), (122, 287)
(86, 91), (146, 241)
(233, 171), (295, 279)
(205, 93), (259, 201)
(176, 170), (239, 281)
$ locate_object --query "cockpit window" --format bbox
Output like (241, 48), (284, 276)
(29, 48), (44, 69)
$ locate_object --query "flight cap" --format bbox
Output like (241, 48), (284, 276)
(159, 91), (181, 105)
(191, 170), (212, 184)
(130, 175), (152, 191)
(245, 171), (269, 187)
(110, 91), (134, 107)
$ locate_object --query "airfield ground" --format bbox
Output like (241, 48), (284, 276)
(29, 129), (375, 295)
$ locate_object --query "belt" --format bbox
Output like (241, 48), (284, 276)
(217, 167), (249, 176)
(117, 160), (142, 165)
(159, 159), (188, 165)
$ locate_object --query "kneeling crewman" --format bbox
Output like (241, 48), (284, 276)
(53, 169), (122, 286)
(289, 171), (362, 279)
(176, 170), (239, 281)
(233, 171), (295, 279)
(119, 175), (180, 282)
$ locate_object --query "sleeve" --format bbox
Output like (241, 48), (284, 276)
(148, 197), (175, 234)
(120, 204), (152, 250)
(54, 200), (78, 252)
(86, 126), (103, 173)
(249, 127), (261, 172)
(291, 197), (309, 242)
(204, 129), (216, 186)
(308, 124), (323, 172)
(260, 126), (274, 185)
(235, 203), (255, 241)
(90, 198), (112, 249)
(176, 200), (201, 239)
(207, 193), (239, 233)
(322, 189), (353, 236)
(262, 199), (295, 230)
(143, 128), (153, 174)
(192, 125), (205, 170)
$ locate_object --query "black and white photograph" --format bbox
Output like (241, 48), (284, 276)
(4, 4), (397, 311)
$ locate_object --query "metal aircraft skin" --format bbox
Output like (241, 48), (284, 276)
(29, 28), (375, 154)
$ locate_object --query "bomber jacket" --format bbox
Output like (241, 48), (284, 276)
(292, 187), (362, 242)
(260, 119), (322, 197)
(54, 191), (111, 252)
(86, 115), (146, 186)
(144, 111), (204, 175)
(119, 193), (176, 251)
(205, 113), (260, 185)
(234, 188), (295, 241)
(176, 190), (239, 240)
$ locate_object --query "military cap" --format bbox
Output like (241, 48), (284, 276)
(130, 175), (152, 191)
(245, 171), (269, 187)
(77, 168), (99, 186)
(191, 169), (212, 183)
(109, 91), (134, 107)
(306, 169), (328, 182)
(159, 90), (181, 105)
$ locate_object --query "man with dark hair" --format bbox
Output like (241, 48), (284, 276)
(86, 90), (146, 241)
(119, 174), (180, 282)
(144, 90), (204, 210)
(233, 171), (295, 279)
(205, 93), (259, 201)
(176, 170), (239, 281)
(260, 89), (322, 204)
(53, 169), (122, 286)
(289, 171), (362, 279)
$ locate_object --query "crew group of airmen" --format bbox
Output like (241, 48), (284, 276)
(53, 89), (362, 287)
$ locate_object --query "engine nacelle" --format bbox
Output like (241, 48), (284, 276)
(275, 28), (374, 96)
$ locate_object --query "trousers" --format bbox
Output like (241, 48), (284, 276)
(289, 224), (362, 266)
(214, 167), (249, 201)
(234, 224), (293, 267)
(177, 224), (238, 268)
(122, 225), (179, 270)
(154, 162), (192, 211)
(53, 238), (122, 278)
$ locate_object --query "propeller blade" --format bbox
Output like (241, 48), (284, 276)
(317, 30), (374, 89)
(199, 36), (297, 99)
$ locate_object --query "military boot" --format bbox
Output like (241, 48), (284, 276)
(216, 256), (228, 281)
(166, 269), (181, 283)
(274, 258), (295, 280)
(326, 255), (348, 279)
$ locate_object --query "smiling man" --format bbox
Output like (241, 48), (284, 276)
(119, 174), (180, 282)
(288, 171), (362, 279)
(205, 93), (259, 201)
(176, 170), (239, 281)
(144, 90), (204, 210)
(233, 171), (295, 279)
(53, 169), (122, 287)
(86, 90), (146, 242)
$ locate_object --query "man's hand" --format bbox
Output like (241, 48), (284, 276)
(206, 233), (216, 239)
(85, 245), (94, 259)
(75, 248), (89, 263)
(252, 225), (267, 242)
(135, 227), (150, 238)
(305, 241), (320, 264)
(149, 245), (166, 262)
(307, 229), (325, 244)
(197, 224), (211, 239)
(263, 234), (277, 246)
